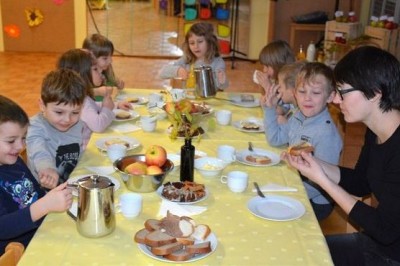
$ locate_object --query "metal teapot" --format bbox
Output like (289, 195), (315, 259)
(194, 65), (217, 98)
(73, 175), (116, 238)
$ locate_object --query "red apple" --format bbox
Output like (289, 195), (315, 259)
(125, 161), (147, 175)
(146, 165), (163, 175)
(145, 145), (167, 167)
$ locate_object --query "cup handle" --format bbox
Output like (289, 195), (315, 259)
(220, 175), (228, 183)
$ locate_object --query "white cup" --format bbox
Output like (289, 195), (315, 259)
(220, 171), (248, 193)
(216, 110), (232, 126)
(106, 144), (127, 162)
(170, 88), (186, 102)
(117, 193), (142, 218)
(136, 115), (157, 132)
(217, 145), (236, 163)
(149, 93), (163, 105)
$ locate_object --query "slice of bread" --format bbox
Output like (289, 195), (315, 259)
(245, 154), (271, 165)
(134, 228), (150, 244)
(164, 249), (194, 261)
(191, 224), (211, 241)
(178, 219), (195, 237)
(151, 242), (183, 256)
(186, 241), (212, 254)
(176, 237), (195, 246)
(115, 111), (131, 119)
(144, 230), (177, 247)
(144, 219), (161, 231)
(104, 138), (130, 148)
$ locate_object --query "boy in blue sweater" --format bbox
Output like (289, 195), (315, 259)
(0, 95), (72, 254)
(262, 62), (343, 220)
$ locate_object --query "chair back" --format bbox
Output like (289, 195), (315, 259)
(0, 242), (25, 266)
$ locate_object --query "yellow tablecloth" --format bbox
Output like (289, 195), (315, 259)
(19, 89), (333, 265)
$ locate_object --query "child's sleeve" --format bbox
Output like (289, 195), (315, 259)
(26, 119), (56, 178)
(81, 98), (114, 133)
(159, 57), (187, 79)
(263, 106), (290, 146)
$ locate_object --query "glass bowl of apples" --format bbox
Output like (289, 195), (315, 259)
(113, 146), (174, 192)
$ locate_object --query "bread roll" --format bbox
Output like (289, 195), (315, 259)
(288, 142), (314, 156)
(115, 111), (131, 119)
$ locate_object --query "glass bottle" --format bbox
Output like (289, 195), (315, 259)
(296, 45), (306, 61)
(306, 41), (316, 62)
(180, 138), (195, 182)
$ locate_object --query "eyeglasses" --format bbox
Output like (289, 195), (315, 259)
(335, 87), (359, 100)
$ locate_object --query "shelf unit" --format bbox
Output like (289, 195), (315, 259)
(364, 26), (400, 59)
(182, 0), (232, 54)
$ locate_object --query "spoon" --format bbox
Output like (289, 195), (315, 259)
(248, 142), (254, 152)
(253, 182), (266, 198)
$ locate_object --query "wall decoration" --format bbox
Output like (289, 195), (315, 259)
(4, 24), (21, 38)
(24, 8), (44, 27)
(53, 0), (67, 5)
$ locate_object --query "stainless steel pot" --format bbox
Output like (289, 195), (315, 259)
(74, 175), (116, 238)
(194, 66), (217, 98)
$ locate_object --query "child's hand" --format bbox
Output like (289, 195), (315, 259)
(38, 168), (59, 189)
(44, 182), (73, 212)
(116, 79), (125, 90)
(117, 101), (132, 110)
(177, 67), (188, 79)
(102, 89), (115, 110)
(257, 72), (274, 92)
(261, 83), (281, 108)
(216, 70), (226, 86)
(93, 86), (114, 97)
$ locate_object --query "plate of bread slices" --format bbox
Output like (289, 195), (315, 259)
(228, 94), (260, 108)
(236, 148), (280, 167)
(135, 212), (217, 263)
(95, 136), (141, 151)
(116, 94), (149, 105)
(157, 181), (208, 205)
(112, 109), (140, 121)
(233, 118), (264, 133)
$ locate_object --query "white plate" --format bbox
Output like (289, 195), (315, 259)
(233, 118), (264, 133)
(236, 148), (280, 167)
(137, 232), (217, 263)
(247, 195), (306, 221)
(116, 94), (149, 105)
(229, 94), (260, 108)
(95, 136), (141, 151)
(67, 174), (121, 197)
(112, 110), (140, 121)
(156, 184), (209, 205)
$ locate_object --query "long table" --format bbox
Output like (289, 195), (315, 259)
(18, 89), (333, 265)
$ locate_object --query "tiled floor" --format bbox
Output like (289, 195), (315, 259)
(0, 1), (366, 236)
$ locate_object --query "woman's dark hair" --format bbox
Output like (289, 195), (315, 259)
(334, 46), (400, 112)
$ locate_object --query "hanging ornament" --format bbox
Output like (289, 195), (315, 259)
(4, 24), (21, 38)
(24, 8), (44, 27)
(53, 0), (66, 5)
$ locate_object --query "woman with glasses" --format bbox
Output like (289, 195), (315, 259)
(282, 46), (400, 265)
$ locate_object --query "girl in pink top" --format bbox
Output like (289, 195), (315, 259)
(57, 49), (131, 149)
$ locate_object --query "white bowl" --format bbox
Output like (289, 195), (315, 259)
(194, 157), (228, 178)
(167, 154), (181, 172)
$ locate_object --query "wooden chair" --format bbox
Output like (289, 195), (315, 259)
(0, 242), (25, 266)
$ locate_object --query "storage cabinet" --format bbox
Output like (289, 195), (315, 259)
(324, 21), (362, 50)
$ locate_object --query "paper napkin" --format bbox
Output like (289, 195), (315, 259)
(85, 166), (115, 175)
(110, 123), (141, 133)
(157, 199), (207, 217)
(251, 182), (298, 193)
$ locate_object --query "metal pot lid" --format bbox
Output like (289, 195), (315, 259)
(194, 65), (211, 71)
(77, 175), (115, 189)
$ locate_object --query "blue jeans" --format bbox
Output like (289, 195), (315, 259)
(326, 233), (400, 266)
